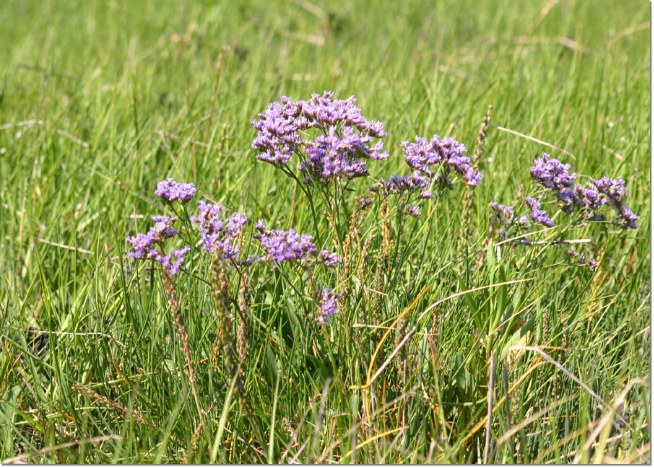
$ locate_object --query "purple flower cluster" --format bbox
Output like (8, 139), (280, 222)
(530, 153), (638, 229)
(530, 154), (577, 211)
(191, 200), (248, 261)
(490, 202), (514, 221)
(372, 173), (430, 197)
(402, 135), (482, 188)
(530, 153), (577, 191)
(318, 250), (342, 268)
(158, 247), (191, 275)
(126, 216), (189, 275)
(317, 288), (339, 324)
(359, 197), (373, 208)
(254, 220), (340, 268)
(591, 177), (639, 228)
(405, 205), (422, 217)
(155, 178), (197, 204)
(524, 197), (555, 228)
(252, 92), (388, 182)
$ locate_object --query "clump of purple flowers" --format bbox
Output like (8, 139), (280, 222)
(590, 177), (639, 229)
(126, 216), (189, 275)
(528, 153), (638, 229)
(191, 200), (248, 262)
(252, 92), (388, 183)
(155, 178), (197, 204)
(254, 220), (340, 268)
(403, 135), (482, 188)
(368, 135), (482, 217)
(317, 288), (339, 324)
(493, 153), (639, 235)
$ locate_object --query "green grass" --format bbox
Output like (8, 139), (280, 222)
(0, 0), (650, 463)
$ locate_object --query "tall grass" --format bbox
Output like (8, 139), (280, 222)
(0, 0), (650, 463)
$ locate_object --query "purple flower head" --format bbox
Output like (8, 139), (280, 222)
(586, 255), (598, 271)
(524, 197), (555, 227)
(618, 205), (639, 229)
(490, 202), (514, 221)
(301, 132), (369, 182)
(257, 228), (318, 265)
(126, 231), (158, 260)
(530, 153), (576, 192)
(419, 190), (433, 199)
(592, 177), (626, 205)
(319, 250), (342, 268)
(126, 215), (178, 260)
(574, 183), (606, 212)
(518, 215), (531, 227)
(359, 197), (373, 208)
(240, 256), (257, 267)
(126, 216), (188, 275)
(152, 216), (178, 240)
(191, 200), (247, 260)
(402, 135), (482, 188)
(155, 178), (197, 204)
(317, 288), (339, 324)
(405, 205), (422, 217)
(156, 246), (190, 275)
(587, 177), (638, 229)
(377, 172), (429, 196)
(252, 92), (387, 183)
(251, 97), (305, 165)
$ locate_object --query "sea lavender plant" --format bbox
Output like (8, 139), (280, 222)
(489, 153), (640, 271)
(125, 187), (205, 429)
(369, 134), (482, 219)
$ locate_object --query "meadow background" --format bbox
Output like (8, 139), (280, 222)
(0, 0), (650, 463)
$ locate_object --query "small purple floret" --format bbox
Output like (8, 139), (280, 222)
(319, 250), (342, 268)
(490, 202), (514, 220)
(317, 288), (339, 324)
(524, 197), (555, 227)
